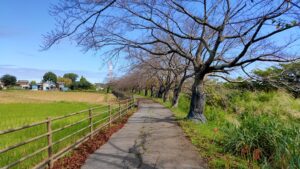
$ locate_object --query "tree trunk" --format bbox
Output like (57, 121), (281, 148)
(172, 81), (183, 108)
(187, 77), (207, 122)
(106, 86), (110, 93)
(157, 86), (164, 98)
(144, 88), (148, 96)
(162, 87), (170, 102)
(150, 86), (154, 97)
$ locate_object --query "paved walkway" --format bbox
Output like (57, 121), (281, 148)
(82, 99), (207, 169)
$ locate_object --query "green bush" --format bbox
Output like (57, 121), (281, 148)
(223, 113), (300, 168)
(177, 94), (190, 112)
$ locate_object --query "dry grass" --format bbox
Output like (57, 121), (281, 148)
(0, 90), (116, 104)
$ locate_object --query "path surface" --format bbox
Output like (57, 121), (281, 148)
(82, 99), (207, 169)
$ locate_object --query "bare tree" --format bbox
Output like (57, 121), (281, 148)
(44, 0), (300, 122)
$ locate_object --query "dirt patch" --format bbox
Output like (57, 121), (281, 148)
(52, 110), (135, 169)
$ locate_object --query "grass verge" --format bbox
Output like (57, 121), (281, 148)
(153, 98), (253, 169)
(147, 89), (300, 168)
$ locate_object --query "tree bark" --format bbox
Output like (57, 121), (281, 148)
(144, 88), (148, 96)
(172, 80), (184, 108)
(157, 85), (164, 98)
(162, 87), (170, 102)
(187, 76), (207, 122)
(150, 86), (154, 97)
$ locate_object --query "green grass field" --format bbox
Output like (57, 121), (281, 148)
(0, 91), (119, 169)
(0, 102), (96, 130)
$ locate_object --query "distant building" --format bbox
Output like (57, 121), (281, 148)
(42, 81), (56, 91)
(57, 82), (69, 91)
(0, 81), (3, 88)
(16, 80), (30, 89)
(31, 85), (38, 91)
(57, 82), (64, 90)
(36, 83), (43, 90)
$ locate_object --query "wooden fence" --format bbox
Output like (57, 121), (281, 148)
(0, 98), (134, 169)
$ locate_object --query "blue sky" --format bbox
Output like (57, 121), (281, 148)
(0, 1), (299, 83)
(0, 0), (123, 83)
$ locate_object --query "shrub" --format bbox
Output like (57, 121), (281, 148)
(223, 113), (300, 168)
(177, 94), (190, 112)
(112, 90), (130, 99)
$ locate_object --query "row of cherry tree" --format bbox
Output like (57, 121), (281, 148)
(44, 0), (300, 122)
(111, 53), (193, 108)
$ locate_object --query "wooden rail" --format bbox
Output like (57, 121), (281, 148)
(0, 98), (134, 169)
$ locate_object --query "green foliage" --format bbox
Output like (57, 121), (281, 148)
(177, 94), (190, 112)
(254, 62), (300, 97)
(223, 113), (300, 168)
(71, 76), (92, 90)
(42, 71), (57, 83)
(30, 80), (37, 85)
(152, 83), (300, 168)
(57, 77), (72, 87)
(155, 95), (251, 168)
(224, 62), (300, 97)
(0, 74), (17, 86)
(112, 90), (130, 99)
(205, 83), (300, 120)
(63, 73), (78, 83)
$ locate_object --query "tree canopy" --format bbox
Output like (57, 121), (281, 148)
(30, 81), (37, 85)
(44, 0), (300, 122)
(63, 73), (78, 83)
(254, 62), (300, 97)
(0, 74), (17, 86)
(71, 76), (92, 90)
(57, 77), (72, 87)
(43, 72), (57, 83)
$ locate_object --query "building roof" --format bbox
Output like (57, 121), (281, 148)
(17, 80), (29, 85)
(43, 81), (56, 85)
(17, 80), (29, 83)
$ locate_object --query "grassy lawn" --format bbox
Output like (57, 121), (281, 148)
(0, 102), (96, 129)
(0, 91), (118, 169)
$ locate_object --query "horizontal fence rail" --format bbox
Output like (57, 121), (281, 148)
(0, 98), (135, 169)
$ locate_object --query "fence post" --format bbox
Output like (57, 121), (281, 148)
(47, 117), (53, 168)
(126, 99), (128, 114)
(119, 100), (121, 119)
(89, 108), (93, 139)
(109, 104), (112, 130)
(130, 96), (133, 109)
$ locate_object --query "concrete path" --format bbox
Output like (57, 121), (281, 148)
(82, 99), (207, 169)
